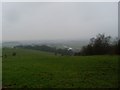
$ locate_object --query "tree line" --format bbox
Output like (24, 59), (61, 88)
(15, 34), (120, 56)
(15, 45), (73, 56)
(78, 34), (120, 55)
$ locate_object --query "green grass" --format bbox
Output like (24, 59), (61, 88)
(0, 60), (1, 90)
(2, 48), (119, 88)
(0, 58), (1, 89)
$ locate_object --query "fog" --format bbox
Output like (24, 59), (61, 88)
(2, 2), (118, 41)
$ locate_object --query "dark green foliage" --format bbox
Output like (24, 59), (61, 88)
(81, 34), (119, 55)
(56, 48), (73, 56)
(15, 45), (56, 53)
(15, 45), (74, 56)
(112, 39), (120, 55)
(118, 40), (120, 54)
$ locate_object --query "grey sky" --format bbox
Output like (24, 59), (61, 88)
(2, 2), (118, 41)
(0, 2), (2, 43)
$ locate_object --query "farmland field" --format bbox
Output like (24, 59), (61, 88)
(2, 48), (119, 88)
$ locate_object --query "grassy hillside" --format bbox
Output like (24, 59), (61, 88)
(2, 48), (119, 88)
(0, 57), (1, 89)
(0, 47), (2, 89)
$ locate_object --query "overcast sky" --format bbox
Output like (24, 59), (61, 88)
(2, 2), (118, 41)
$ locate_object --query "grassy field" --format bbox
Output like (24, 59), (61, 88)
(0, 57), (1, 89)
(2, 48), (119, 88)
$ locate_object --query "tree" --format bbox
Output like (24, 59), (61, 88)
(81, 34), (112, 55)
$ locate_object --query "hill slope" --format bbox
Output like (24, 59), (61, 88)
(2, 48), (119, 88)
